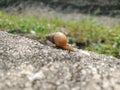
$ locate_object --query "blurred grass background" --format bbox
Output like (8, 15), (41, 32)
(0, 10), (120, 58)
(0, 0), (120, 58)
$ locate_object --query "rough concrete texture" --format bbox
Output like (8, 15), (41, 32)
(0, 31), (120, 90)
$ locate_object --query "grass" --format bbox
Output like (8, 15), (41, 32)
(0, 10), (120, 58)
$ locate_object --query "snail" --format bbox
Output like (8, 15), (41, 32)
(46, 32), (73, 51)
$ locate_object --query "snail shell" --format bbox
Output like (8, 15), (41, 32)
(46, 32), (73, 51)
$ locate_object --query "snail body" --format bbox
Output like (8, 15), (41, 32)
(46, 32), (73, 51)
